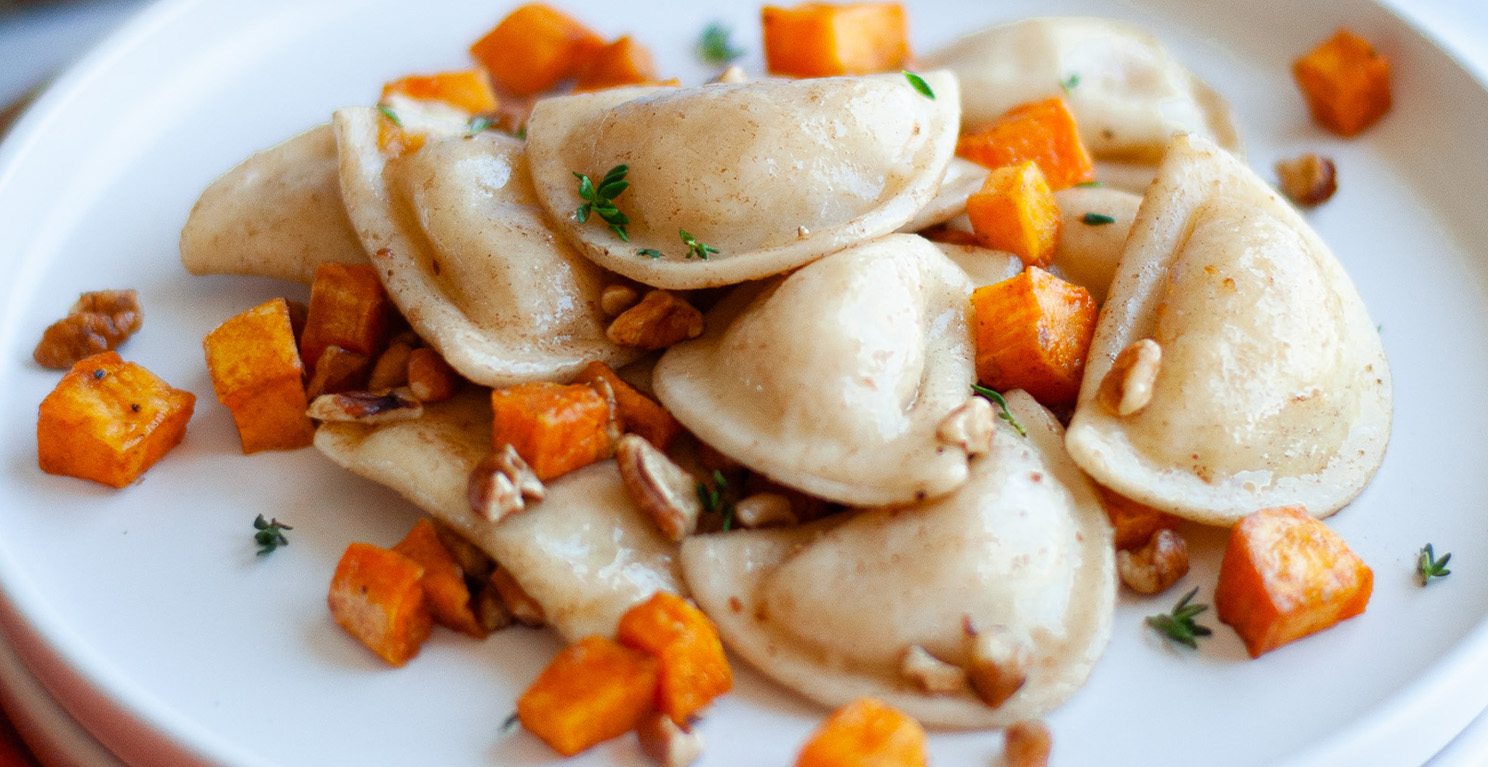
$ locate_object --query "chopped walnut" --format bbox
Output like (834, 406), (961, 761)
(1117, 528), (1189, 595)
(899, 645), (968, 694)
(963, 618), (1029, 709)
(636, 712), (704, 767)
(467, 444), (546, 524)
(489, 567), (545, 627)
(1003, 720), (1052, 767)
(585, 373), (626, 446)
(616, 434), (703, 541)
(1097, 339), (1161, 417)
(407, 348), (459, 403)
(306, 390), (423, 423)
(937, 397), (996, 456)
(367, 340), (415, 392)
(606, 290), (704, 350)
(601, 284), (643, 317)
(33, 289), (143, 369)
(733, 493), (798, 529)
(1275, 153), (1338, 208)
(473, 587), (514, 633)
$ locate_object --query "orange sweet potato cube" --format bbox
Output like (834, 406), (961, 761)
(203, 298), (315, 453)
(576, 36), (658, 91)
(491, 382), (613, 480)
(300, 263), (391, 370)
(573, 360), (682, 451)
(381, 70), (498, 114)
(972, 266), (1097, 405)
(470, 4), (605, 96)
(966, 161), (1062, 268)
(763, 3), (910, 78)
(1098, 486), (1183, 552)
(327, 542), (434, 667)
(1293, 29), (1391, 136)
(957, 97), (1095, 190)
(37, 351), (196, 488)
(517, 635), (659, 757)
(617, 592), (732, 725)
(393, 519), (485, 639)
(1215, 506), (1374, 658)
(795, 697), (927, 767)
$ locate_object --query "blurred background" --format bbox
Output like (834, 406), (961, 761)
(0, 0), (147, 133)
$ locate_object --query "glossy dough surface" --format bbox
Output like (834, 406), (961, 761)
(1065, 134), (1392, 524)
(313, 391), (683, 641)
(924, 17), (1240, 162)
(654, 234), (977, 506)
(525, 73), (960, 289)
(682, 392), (1115, 728)
(334, 107), (634, 387)
(180, 123), (368, 285)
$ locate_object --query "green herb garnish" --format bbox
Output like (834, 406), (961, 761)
(971, 384), (1027, 437)
(679, 229), (719, 260)
(1418, 543), (1452, 585)
(574, 165), (632, 242)
(696, 22), (745, 66)
(376, 104), (402, 127)
(466, 115), (493, 136)
(1075, 180), (1105, 188)
(637, 248), (664, 259)
(1060, 73), (1081, 93)
(253, 514), (292, 556)
(697, 470), (736, 532)
(903, 71), (935, 100)
(1147, 586), (1212, 649)
(1082, 212), (1117, 225)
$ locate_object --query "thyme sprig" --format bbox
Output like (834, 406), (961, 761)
(1061, 73), (1081, 93)
(903, 71), (935, 100)
(253, 514), (292, 556)
(1146, 586), (1212, 649)
(574, 165), (632, 242)
(697, 22), (746, 66)
(680, 229), (719, 260)
(376, 104), (402, 127)
(697, 470), (736, 531)
(1082, 212), (1116, 225)
(971, 384), (1027, 437)
(1417, 543), (1452, 585)
(466, 115), (493, 136)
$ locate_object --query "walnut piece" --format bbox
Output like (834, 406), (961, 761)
(1117, 528), (1189, 595)
(306, 390), (423, 423)
(600, 284), (643, 317)
(964, 618), (1029, 709)
(1003, 720), (1052, 767)
(616, 434), (703, 541)
(33, 289), (143, 369)
(473, 587), (514, 633)
(733, 493), (798, 529)
(606, 290), (704, 350)
(1275, 153), (1338, 208)
(936, 397), (996, 456)
(636, 712), (704, 767)
(1097, 339), (1161, 417)
(489, 567), (545, 627)
(711, 65), (747, 85)
(467, 444), (546, 524)
(899, 645), (968, 694)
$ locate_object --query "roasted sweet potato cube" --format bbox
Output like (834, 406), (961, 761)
(327, 542), (433, 667)
(957, 97), (1095, 190)
(393, 519), (485, 639)
(1215, 506), (1373, 657)
(300, 263), (391, 370)
(795, 697), (928, 767)
(1098, 486), (1182, 552)
(966, 161), (1061, 268)
(576, 36), (658, 91)
(37, 351), (195, 488)
(381, 70), (498, 114)
(574, 361), (682, 450)
(617, 592), (732, 725)
(305, 346), (371, 399)
(470, 3), (605, 96)
(407, 347), (459, 403)
(762, 3), (910, 78)
(202, 298), (315, 453)
(491, 382), (613, 480)
(517, 635), (659, 757)
(972, 267), (1097, 405)
(1293, 29), (1391, 136)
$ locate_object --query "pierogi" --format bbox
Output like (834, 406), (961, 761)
(653, 234), (978, 506)
(525, 72), (960, 289)
(334, 107), (636, 387)
(681, 391), (1115, 728)
(1065, 134), (1392, 524)
(314, 391), (684, 641)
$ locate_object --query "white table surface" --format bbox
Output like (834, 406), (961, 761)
(1, 1), (1486, 765)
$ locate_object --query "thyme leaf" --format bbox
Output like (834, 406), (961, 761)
(696, 22), (746, 66)
(970, 384), (1027, 437)
(1082, 212), (1117, 225)
(253, 514), (293, 556)
(1075, 180), (1105, 188)
(903, 71), (935, 99)
(637, 248), (664, 259)
(680, 229), (719, 260)
(696, 470), (736, 531)
(376, 104), (402, 127)
(573, 165), (632, 241)
(1417, 543), (1452, 585)
(466, 115), (493, 136)
(1061, 73), (1081, 93)
(1146, 586), (1213, 649)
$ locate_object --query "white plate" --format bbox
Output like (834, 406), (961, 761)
(2, 0), (1488, 765)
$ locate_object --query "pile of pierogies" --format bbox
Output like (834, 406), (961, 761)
(181, 18), (1390, 729)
